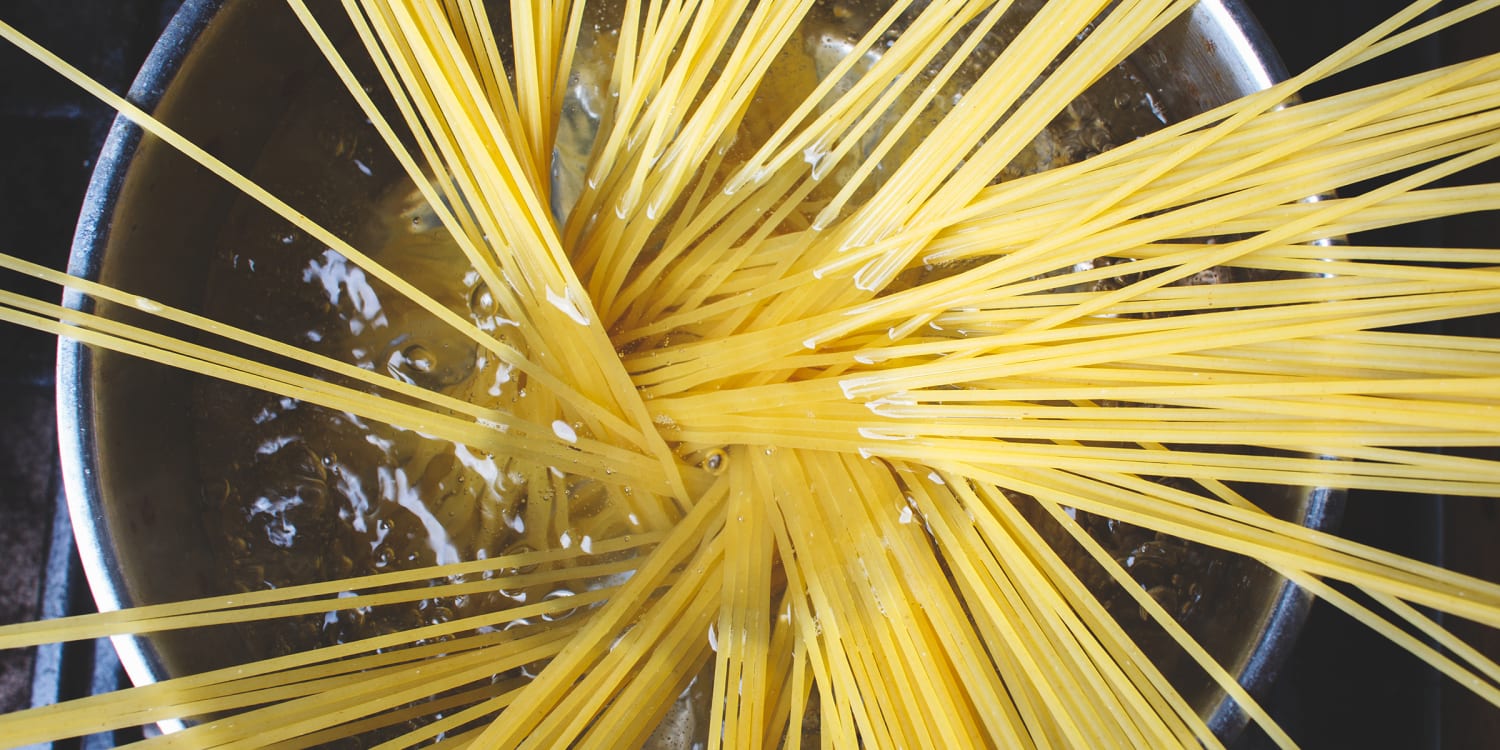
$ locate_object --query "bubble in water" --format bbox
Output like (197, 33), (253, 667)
(386, 340), (476, 388)
(404, 345), (436, 374)
(702, 448), (728, 475)
(1142, 91), (1168, 124)
(541, 589), (578, 621)
(426, 604), (456, 626)
(502, 542), (540, 575)
(469, 284), (498, 320)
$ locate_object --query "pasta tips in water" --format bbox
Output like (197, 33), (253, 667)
(1, 0), (1499, 747)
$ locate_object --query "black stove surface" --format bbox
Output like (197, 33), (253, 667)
(0, 1), (1494, 747)
(1, 6), (187, 745)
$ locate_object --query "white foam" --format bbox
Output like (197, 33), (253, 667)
(552, 419), (579, 443)
(545, 285), (591, 325)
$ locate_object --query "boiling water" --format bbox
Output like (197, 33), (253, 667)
(189, 0), (1238, 740)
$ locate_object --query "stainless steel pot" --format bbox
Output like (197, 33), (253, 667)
(59, 0), (1339, 740)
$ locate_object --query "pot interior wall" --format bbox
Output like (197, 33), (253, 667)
(66, 0), (351, 676)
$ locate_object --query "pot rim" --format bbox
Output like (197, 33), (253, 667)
(57, 0), (227, 706)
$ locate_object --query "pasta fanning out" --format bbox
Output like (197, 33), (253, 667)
(1, 0), (1499, 747)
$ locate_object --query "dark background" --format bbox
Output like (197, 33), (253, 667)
(0, 0), (1495, 747)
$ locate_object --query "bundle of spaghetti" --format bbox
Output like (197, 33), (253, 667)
(4, 0), (1500, 748)
(651, 286), (1500, 462)
(10, 628), (563, 748)
(731, 446), (1241, 747)
(32, 290), (651, 563)
(927, 453), (1488, 747)
(288, 0), (555, 369)
(133, 632), (558, 749)
(806, 1), (1196, 284)
(829, 0), (1495, 289)
(1003, 465), (1367, 748)
(332, 0), (596, 366)
(606, 192), (1500, 346)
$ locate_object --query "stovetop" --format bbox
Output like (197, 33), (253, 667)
(1, 6), (188, 745)
(0, 1), (1494, 747)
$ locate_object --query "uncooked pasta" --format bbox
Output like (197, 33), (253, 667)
(0, 1), (1498, 748)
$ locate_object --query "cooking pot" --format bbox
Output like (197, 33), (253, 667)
(58, 0), (1339, 740)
